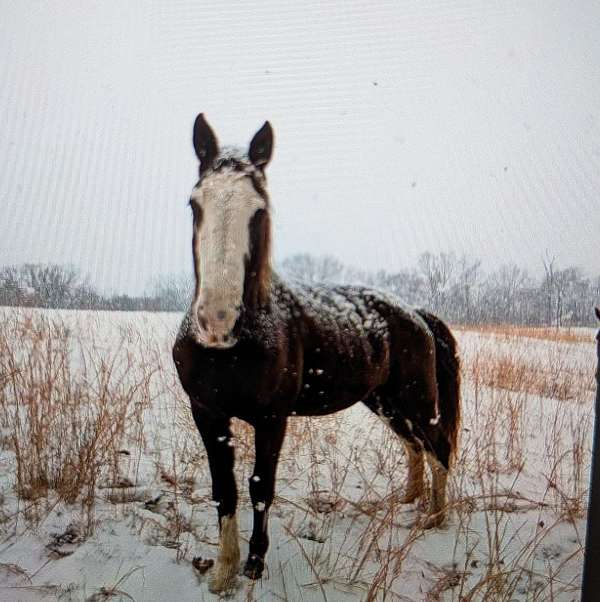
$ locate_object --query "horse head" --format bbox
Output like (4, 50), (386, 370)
(188, 114), (274, 348)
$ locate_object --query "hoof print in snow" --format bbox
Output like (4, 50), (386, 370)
(192, 556), (214, 574)
(539, 543), (563, 561)
(47, 524), (84, 558)
(306, 492), (344, 514)
(85, 586), (131, 601)
(143, 494), (163, 512)
(113, 477), (134, 488)
(297, 521), (326, 543)
(106, 487), (148, 504)
(99, 477), (135, 489)
(161, 538), (182, 550)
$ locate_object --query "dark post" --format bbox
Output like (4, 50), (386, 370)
(581, 306), (600, 601)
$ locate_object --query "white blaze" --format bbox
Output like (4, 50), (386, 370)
(190, 169), (265, 347)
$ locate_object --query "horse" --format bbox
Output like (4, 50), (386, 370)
(172, 114), (461, 594)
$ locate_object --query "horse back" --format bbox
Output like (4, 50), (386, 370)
(282, 282), (436, 415)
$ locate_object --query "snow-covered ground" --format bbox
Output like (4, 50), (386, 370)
(0, 308), (595, 601)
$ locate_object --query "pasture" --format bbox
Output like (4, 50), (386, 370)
(0, 308), (594, 601)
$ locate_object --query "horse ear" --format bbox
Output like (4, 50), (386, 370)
(193, 113), (219, 172)
(249, 121), (274, 168)
(595, 306), (600, 321)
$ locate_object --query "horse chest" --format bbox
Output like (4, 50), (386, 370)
(173, 331), (293, 420)
(197, 356), (258, 395)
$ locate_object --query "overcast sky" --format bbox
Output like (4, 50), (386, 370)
(1, 1), (599, 294)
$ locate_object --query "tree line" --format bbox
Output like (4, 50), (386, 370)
(0, 254), (598, 326)
(280, 253), (599, 327)
(0, 264), (176, 313)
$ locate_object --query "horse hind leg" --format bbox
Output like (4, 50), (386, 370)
(366, 393), (452, 528)
(399, 440), (425, 503)
(393, 419), (451, 528)
(398, 376), (453, 528)
(419, 421), (452, 529)
(423, 449), (449, 528)
(415, 307), (461, 527)
(363, 398), (425, 504)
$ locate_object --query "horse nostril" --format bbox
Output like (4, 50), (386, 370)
(222, 334), (229, 343)
(216, 310), (226, 321)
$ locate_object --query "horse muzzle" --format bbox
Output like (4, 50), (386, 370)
(197, 331), (238, 349)
(194, 306), (240, 349)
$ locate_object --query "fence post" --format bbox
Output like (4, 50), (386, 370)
(581, 306), (600, 601)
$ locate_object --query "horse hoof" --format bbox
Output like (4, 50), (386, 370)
(208, 563), (238, 594)
(243, 555), (264, 580)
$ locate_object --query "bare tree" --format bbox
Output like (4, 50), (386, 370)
(280, 254), (345, 284)
(0, 266), (25, 306)
(0, 256), (597, 325)
(418, 252), (456, 313)
(553, 266), (585, 326)
(380, 269), (425, 306)
(0, 264), (95, 309)
(150, 273), (194, 311)
(451, 255), (482, 323)
(542, 254), (558, 325)
(483, 264), (533, 324)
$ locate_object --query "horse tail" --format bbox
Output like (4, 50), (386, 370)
(416, 309), (461, 464)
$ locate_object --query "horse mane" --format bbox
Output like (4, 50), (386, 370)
(243, 188), (272, 310)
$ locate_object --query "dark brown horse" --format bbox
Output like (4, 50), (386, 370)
(173, 114), (461, 594)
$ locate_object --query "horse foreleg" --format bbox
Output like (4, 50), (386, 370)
(244, 418), (287, 580)
(192, 407), (240, 593)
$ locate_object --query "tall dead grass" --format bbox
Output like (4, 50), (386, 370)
(463, 336), (593, 402)
(454, 324), (594, 345)
(0, 310), (157, 530)
(0, 309), (594, 600)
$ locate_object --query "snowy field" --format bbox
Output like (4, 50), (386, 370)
(0, 308), (595, 601)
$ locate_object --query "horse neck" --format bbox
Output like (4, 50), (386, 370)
(242, 209), (272, 313)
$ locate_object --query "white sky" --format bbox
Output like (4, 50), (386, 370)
(1, 1), (599, 294)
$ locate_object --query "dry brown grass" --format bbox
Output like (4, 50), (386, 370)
(0, 310), (157, 531)
(464, 341), (593, 402)
(445, 326), (593, 601)
(0, 309), (593, 600)
(454, 323), (594, 344)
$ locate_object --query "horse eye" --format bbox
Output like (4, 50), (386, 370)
(189, 202), (202, 223)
